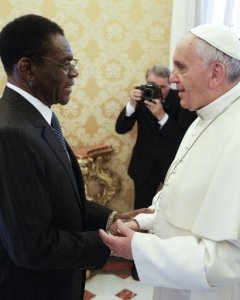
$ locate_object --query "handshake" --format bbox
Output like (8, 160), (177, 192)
(105, 207), (154, 235)
(99, 207), (154, 260)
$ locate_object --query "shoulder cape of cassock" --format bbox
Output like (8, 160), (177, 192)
(159, 83), (240, 241)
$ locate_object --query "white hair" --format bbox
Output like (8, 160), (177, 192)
(194, 36), (240, 82)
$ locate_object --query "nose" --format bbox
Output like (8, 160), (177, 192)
(169, 71), (178, 84)
(69, 67), (79, 78)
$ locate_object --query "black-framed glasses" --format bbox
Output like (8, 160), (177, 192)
(41, 56), (78, 72)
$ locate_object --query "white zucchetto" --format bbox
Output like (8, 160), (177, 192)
(189, 24), (240, 60)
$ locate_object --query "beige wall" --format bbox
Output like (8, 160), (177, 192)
(0, 0), (173, 212)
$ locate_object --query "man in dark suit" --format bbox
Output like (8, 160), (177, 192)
(116, 64), (196, 280)
(0, 14), (151, 300)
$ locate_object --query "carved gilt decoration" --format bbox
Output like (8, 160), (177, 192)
(73, 145), (121, 206)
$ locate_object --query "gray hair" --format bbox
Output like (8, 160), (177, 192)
(145, 64), (170, 81)
(194, 36), (240, 82)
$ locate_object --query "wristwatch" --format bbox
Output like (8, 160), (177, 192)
(106, 211), (118, 230)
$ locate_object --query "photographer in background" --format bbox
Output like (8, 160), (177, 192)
(115, 64), (197, 280)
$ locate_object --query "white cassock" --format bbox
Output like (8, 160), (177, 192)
(132, 82), (240, 300)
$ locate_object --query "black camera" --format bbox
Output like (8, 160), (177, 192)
(137, 82), (162, 102)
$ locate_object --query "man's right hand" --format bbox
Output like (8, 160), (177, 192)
(129, 84), (142, 107)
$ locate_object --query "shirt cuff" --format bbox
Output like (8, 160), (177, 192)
(158, 113), (169, 127)
(134, 212), (156, 230)
(126, 102), (136, 116)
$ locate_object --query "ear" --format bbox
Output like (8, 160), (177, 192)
(17, 58), (35, 81)
(209, 61), (226, 88)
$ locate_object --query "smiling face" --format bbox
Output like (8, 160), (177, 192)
(29, 33), (79, 107)
(169, 34), (214, 111)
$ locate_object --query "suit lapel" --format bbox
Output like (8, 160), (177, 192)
(42, 125), (83, 207)
(2, 87), (83, 207)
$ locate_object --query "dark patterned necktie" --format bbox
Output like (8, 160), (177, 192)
(51, 112), (69, 159)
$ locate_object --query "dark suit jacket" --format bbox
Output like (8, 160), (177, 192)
(116, 89), (197, 183)
(0, 87), (111, 300)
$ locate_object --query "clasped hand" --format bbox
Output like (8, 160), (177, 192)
(99, 219), (135, 260)
(99, 207), (154, 260)
(107, 207), (154, 235)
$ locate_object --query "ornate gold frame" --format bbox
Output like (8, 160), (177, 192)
(73, 145), (121, 206)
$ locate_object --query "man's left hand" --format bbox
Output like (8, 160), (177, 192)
(145, 99), (165, 120)
(99, 219), (134, 260)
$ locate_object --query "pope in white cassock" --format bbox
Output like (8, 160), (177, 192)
(100, 23), (240, 300)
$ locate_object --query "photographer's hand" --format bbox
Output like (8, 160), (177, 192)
(129, 84), (142, 107)
(145, 99), (166, 120)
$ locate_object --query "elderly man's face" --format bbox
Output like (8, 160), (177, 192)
(169, 35), (213, 111)
(29, 34), (79, 108)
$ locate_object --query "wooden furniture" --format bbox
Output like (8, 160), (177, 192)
(73, 144), (121, 206)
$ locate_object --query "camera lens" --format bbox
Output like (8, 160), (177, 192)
(143, 88), (154, 100)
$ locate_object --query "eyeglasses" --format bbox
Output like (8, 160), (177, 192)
(41, 56), (78, 72)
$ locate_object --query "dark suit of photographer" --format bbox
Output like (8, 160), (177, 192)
(116, 65), (197, 210)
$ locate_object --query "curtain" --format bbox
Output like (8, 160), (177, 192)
(169, 0), (240, 69)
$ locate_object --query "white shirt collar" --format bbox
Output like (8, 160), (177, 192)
(7, 82), (52, 125)
(196, 82), (240, 120)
